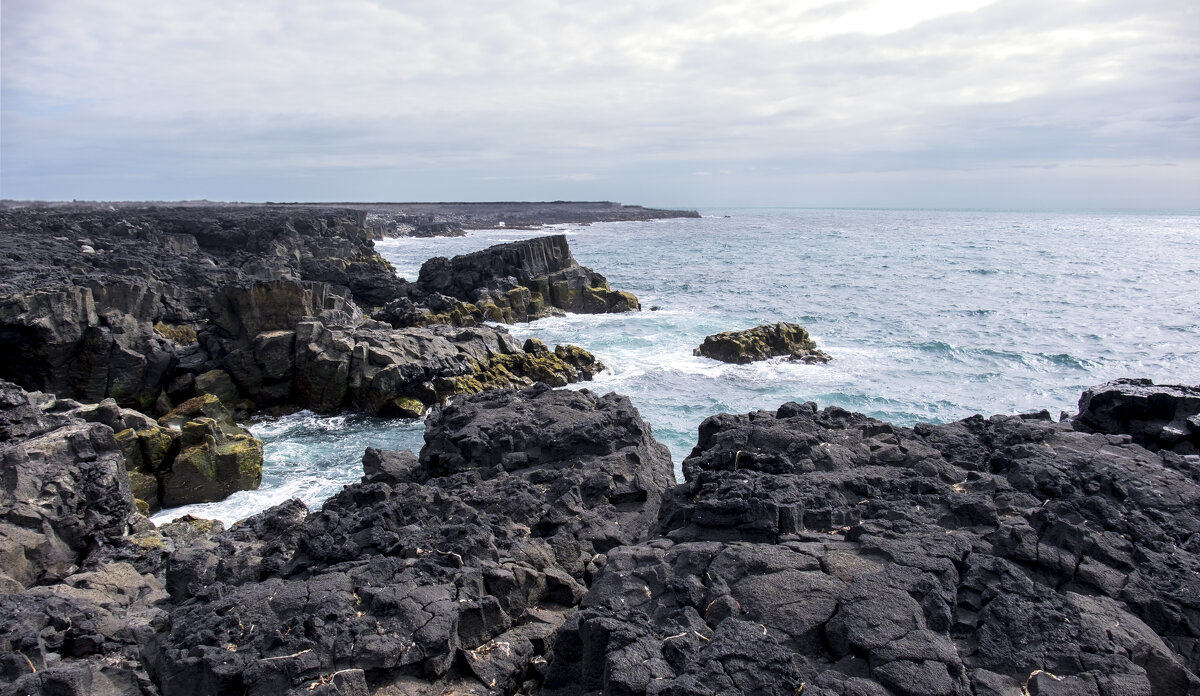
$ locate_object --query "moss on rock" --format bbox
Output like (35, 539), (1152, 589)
(441, 344), (605, 401)
(154, 321), (198, 344)
(156, 395), (264, 508)
(694, 322), (832, 365)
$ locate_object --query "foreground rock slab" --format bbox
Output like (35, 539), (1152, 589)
(0, 380), (136, 591)
(544, 384), (1200, 695)
(3, 378), (1198, 695)
(694, 322), (831, 364)
(149, 384), (674, 695)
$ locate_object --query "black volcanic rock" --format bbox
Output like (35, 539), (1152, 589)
(695, 322), (831, 364)
(149, 384), (674, 695)
(0, 380), (136, 590)
(543, 390), (1200, 695)
(415, 235), (640, 323)
(3, 378), (1200, 695)
(1075, 377), (1200, 454)
(0, 206), (608, 419)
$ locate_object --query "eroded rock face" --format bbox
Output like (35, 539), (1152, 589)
(544, 397), (1200, 695)
(155, 395), (263, 508)
(414, 235), (641, 324)
(149, 384), (674, 695)
(0, 381), (135, 591)
(0, 208), (609, 419)
(1075, 377), (1200, 454)
(694, 322), (832, 364)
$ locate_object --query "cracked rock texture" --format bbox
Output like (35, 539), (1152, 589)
(2, 376), (1198, 695)
(146, 384), (674, 696)
(544, 379), (1200, 696)
(0, 206), (609, 426)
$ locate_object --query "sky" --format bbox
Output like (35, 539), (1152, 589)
(2, 0), (1198, 208)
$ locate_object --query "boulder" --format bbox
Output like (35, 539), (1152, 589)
(0, 381), (135, 590)
(1075, 377), (1200, 454)
(156, 395), (263, 507)
(151, 384), (674, 695)
(694, 322), (831, 364)
(415, 235), (640, 323)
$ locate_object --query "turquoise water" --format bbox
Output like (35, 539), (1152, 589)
(153, 209), (1200, 524)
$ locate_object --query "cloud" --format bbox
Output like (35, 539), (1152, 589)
(1, 0), (1197, 206)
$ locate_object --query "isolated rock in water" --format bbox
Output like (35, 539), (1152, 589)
(543, 390), (1200, 695)
(417, 234), (640, 323)
(1075, 377), (1200, 454)
(694, 321), (831, 364)
(155, 394), (263, 507)
(152, 384), (674, 695)
(0, 380), (135, 590)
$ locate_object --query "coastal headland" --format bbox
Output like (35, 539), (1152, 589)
(0, 202), (1197, 695)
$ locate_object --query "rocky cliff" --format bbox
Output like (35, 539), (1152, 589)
(0, 207), (610, 425)
(407, 235), (640, 325)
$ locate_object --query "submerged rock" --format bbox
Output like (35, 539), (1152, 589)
(694, 322), (831, 364)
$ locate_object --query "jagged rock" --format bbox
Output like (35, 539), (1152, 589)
(416, 235), (640, 323)
(543, 388), (1200, 695)
(4, 375), (1200, 694)
(1075, 377), (1200, 454)
(289, 319), (604, 416)
(156, 395), (263, 507)
(694, 322), (831, 364)
(0, 207), (410, 412)
(0, 208), (612, 420)
(151, 384), (674, 695)
(0, 562), (169, 696)
(0, 381), (135, 590)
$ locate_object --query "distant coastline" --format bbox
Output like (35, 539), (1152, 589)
(0, 199), (701, 230)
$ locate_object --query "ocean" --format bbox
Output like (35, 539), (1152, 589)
(152, 208), (1200, 525)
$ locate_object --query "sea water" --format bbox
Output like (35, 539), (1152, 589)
(153, 209), (1200, 525)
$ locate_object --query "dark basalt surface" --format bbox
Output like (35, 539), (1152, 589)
(544, 379), (1200, 695)
(4, 377), (1198, 695)
(0, 206), (616, 427)
(0, 380), (136, 591)
(409, 235), (640, 325)
(148, 384), (674, 696)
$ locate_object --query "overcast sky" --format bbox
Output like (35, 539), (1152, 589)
(2, 0), (1197, 208)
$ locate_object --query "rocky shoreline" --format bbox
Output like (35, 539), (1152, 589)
(2, 377), (1198, 695)
(0, 204), (661, 511)
(1, 203), (1198, 695)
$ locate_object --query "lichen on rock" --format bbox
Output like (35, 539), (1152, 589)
(695, 321), (832, 364)
(155, 394), (263, 507)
